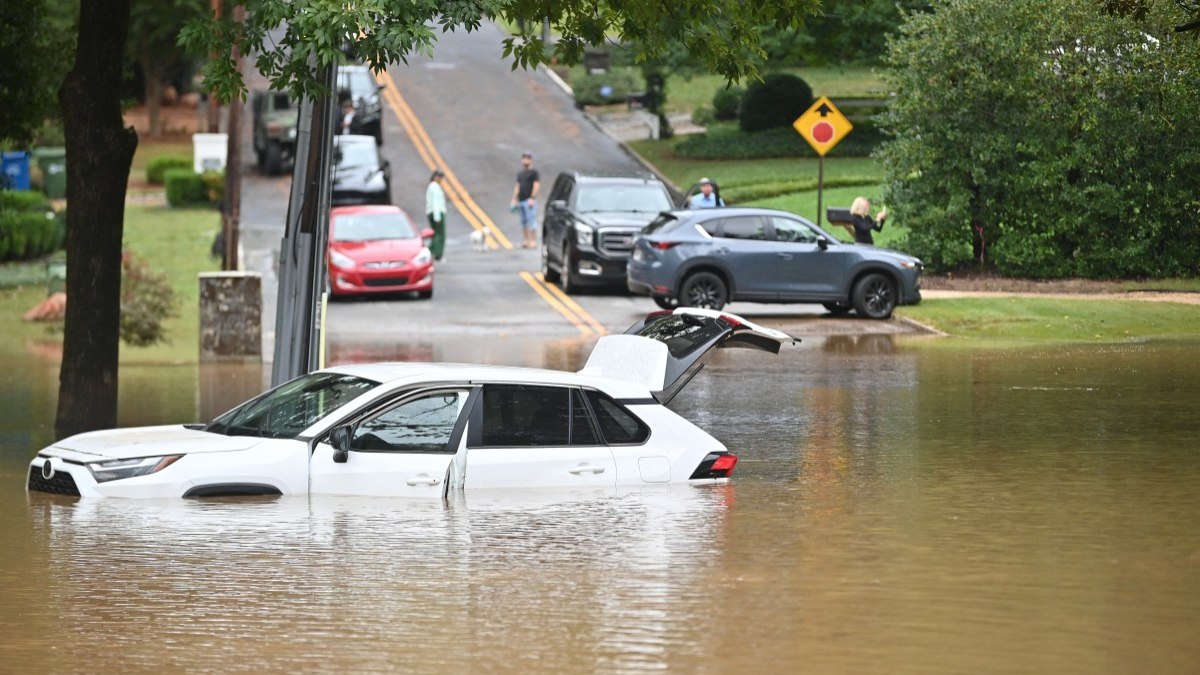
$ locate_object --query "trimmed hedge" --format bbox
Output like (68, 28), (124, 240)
(164, 168), (224, 207)
(739, 74), (813, 133)
(573, 69), (641, 107)
(1, 190), (49, 212)
(146, 155), (192, 184)
(712, 86), (743, 121)
(0, 209), (58, 261)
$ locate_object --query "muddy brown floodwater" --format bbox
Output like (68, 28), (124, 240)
(2, 336), (1198, 674)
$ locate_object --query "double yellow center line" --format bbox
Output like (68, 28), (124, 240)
(372, 63), (607, 338)
(372, 68), (512, 250)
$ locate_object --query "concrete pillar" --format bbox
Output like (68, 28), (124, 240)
(199, 272), (262, 361)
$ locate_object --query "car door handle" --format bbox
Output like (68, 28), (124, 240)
(777, 252), (793, 260)
(406, 474), (442, 486)
(568, 464), (606, 475)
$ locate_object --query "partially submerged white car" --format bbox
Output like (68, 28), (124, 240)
(28, 309), (794, 499)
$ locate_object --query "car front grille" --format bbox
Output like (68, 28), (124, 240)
(597, 230), (637, 257)
(27, 464), (81, 497)
(363, 276), (410, 287)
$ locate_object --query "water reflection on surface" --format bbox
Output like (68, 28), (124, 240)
(2, 338), (1199, 673)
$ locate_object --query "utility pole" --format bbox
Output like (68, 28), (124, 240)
(207, 0), (222, 133)
(271, 63), (337, 385)
(222, 4), (245, 271)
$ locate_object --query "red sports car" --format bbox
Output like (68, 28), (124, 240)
(327, 205), (435, 299)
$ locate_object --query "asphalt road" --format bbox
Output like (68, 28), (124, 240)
(238, 24), (916, 369)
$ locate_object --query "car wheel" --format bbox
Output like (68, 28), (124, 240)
(417, 289), (433, 300)
(652, 295), (678, 310)
(558, 245), (575, 294)
(264, 141), (283, 176)
(851, 272), (897, 320)
(541, 237), (560, 283)
(680, 271), (727, 310)
(823, 302), (852, 316)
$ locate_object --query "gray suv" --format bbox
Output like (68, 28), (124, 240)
(626, 207), (923, 319)
(540, 173), (674, 293)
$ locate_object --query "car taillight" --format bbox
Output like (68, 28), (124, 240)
(717, 314), (743, 328)
(689, 452), (739, 480)
(651, 241), (679, 250)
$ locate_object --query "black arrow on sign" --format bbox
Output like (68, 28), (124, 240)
(816, 102), (833, 116)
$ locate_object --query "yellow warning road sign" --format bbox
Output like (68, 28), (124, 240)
(793, 96), (853, 157)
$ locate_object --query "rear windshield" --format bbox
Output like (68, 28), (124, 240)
(643, 213), (680, 235)
(334, 139), (378, 168)
(634, 314), (726, 359)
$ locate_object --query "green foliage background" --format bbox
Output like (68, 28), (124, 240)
(878, 0), (1200, 278)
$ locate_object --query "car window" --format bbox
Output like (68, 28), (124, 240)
(584, 390), (649, 445)
(206, 372), (378, 439)
(575, 184), (672, 214)
(350, 390), (468, 453)
(550, 175), (572, 201)
(479, 384), (570, 447)
(719, 216), (768, 241)
(337, 69), (375, 100)
(272, 93), (291, 110)
(772, 217), (821, 244)
(333, 212), (415, 241)
(643, 213), (679, 235)
(699, 217), (721, 237)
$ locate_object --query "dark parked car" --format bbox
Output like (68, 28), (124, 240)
(541, 173), (674, 293)
(336, 65), (384, 145)
(331, 135), (391, 207)
(626, 207), (923, 319)
(252, 90), (297, 176)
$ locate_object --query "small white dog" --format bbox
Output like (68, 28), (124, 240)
(469, 227), (491, 252)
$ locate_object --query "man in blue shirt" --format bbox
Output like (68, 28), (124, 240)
(689, 178), (724, 208)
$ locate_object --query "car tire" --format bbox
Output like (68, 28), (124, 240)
(652, 295), (678, 310)
(264, 141), (283, 176)
(823, 302), (852, 316)
(558, 245), (576, 294)
(851, 273), (897, 320)
(541, 237), (560, 283)
(680, 271), (728, 310)
(417, 289), (433, 300)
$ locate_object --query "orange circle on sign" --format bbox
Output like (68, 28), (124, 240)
(812, 121), (834, 143)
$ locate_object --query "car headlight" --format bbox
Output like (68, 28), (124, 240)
(329, 249), (355, 269)
(574, 223), (594, 247)
(288, 127), (297, 139)
(412, 247), (432, 265)
(898, 260), (920, 269)
(88, 455), (182, 483)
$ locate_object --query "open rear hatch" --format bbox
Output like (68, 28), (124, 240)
(580, 308), (797, 404)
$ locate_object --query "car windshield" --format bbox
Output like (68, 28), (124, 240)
(333, 213), (415, 242)
(205, 372), (379, 439)
(338, 69), (375, 100)
(576, 184), (671, 214)
(335, 140), (378, 169)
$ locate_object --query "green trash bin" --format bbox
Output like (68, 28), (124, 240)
(34, 147), (67, 199)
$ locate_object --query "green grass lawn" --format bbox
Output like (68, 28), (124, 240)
(0, 203), (221, 366)
(899, 297), (1200, 342)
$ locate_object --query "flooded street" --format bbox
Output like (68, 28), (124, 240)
(2, 337), (1199, 673)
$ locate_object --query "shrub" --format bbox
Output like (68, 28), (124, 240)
(691, 106), (715, 126)
(1, 189), (49, 212)
(120, 250), (178, 347)
(712, 86), (743, 121)
(739, 73), (813, 133)
(201, 171), (225, 205)
(164, 168), (208, 207)
(573, 69), (641, 107)
(146, 155), (192, 184)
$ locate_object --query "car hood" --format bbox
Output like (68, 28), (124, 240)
(332, 238), (423, 264)
(44, 425), (263, 462)
(578, 211), (660, 229)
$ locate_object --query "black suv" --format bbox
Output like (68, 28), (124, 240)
(336, 65), (384, 145)
(540, 173), (674, 293)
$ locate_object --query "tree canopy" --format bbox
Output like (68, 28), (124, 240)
(878, 0), (1200, 277)
(180, 0), (819, 102)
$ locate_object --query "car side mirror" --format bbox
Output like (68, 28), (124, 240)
(551, 199), (567, 211)
(421, 227), (435, 241)
(817, 236), (829, 251)
(329, 425), (352, 464)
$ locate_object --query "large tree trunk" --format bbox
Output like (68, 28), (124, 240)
(143, 55), (166, 137)
(55, 0), (138, 440)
